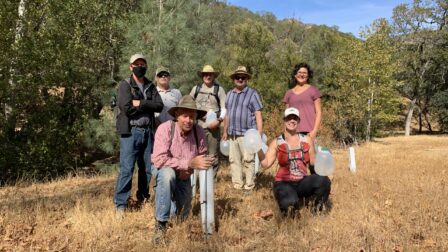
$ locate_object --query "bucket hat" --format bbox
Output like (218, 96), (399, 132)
(168, 95), (207, 118)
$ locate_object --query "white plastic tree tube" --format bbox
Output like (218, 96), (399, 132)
(349, 147), (356, 173)
(199, 168), (214, 235)
(191, 169), (199, 197)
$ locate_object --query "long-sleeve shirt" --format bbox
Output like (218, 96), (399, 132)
(152, 120), (207, 172)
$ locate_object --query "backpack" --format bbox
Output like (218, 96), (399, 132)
(110, 78), (132, 122)
(167, 120), (199, 156)
(193, 82), (221, 114)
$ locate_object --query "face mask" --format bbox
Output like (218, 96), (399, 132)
(132, 66), (147, 78)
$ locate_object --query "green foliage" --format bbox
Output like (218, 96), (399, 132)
(392, 0), (448, 134)
(430, 91), (448, 132)
(0, 0), (134, 184)
(1, 0), (446, 183)
(325, 19), (401, 143)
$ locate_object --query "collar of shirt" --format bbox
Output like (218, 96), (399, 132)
(232, 86), (248, 93)
(157, 85), (172, 93)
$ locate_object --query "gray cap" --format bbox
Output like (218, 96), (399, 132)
(129, 53), (147, 64)
(155, 66), (170, 76)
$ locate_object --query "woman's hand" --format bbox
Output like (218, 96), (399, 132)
(309, 130), (318, 140)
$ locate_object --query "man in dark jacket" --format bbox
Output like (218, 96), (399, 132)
(114, 53), (163, 213)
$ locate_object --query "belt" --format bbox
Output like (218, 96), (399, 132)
(131, 125), (150, 129)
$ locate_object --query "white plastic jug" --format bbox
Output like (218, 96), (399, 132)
(205, 110), (217, 127)
(315, 147), (334, 176)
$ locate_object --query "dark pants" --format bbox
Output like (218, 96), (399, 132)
(273, 174), (331, 215)
(114, 127), (153, 209)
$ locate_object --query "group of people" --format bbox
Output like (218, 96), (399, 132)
(113, 53), (332, 241)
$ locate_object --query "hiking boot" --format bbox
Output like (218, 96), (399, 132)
(137, 198), (151, 209)
(152, 221), (167, 244)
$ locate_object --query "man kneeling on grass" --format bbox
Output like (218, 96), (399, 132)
(151, 95), (214, 242)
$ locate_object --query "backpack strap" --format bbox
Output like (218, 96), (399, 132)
(212, 83), (221, 112)
(193, 83), (202, 100)
(193, 82), (221, 113)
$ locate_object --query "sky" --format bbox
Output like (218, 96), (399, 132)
(226, 0), (413, 36)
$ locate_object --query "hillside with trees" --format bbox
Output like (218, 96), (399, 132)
(0, 0), (446, 183)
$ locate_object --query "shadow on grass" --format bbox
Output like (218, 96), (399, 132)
(254, 172), (274, 190)
(0, 178), (115, 212)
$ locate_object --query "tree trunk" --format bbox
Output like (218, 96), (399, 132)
(418, 108), (423, 133)
(405, 98), (417, 136)
(366, 80), (373, 142)
(424, 111), (433, 132)
(5, 0), (26, 118)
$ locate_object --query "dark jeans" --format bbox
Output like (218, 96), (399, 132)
(114, 127), (153, 209)
(273, 174), (331, 215)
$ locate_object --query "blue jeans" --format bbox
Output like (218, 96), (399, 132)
(152, 166), (192, 222)
(114, 127), (153, 209)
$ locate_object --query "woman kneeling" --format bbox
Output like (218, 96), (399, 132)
(258, 107), (331, 216)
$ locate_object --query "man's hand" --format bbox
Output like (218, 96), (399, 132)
(188, 155), (214, 170)
(132, 100), (140, 107)
(221, 132), (228, 141)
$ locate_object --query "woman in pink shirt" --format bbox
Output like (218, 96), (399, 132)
(283, 63), (322, 140)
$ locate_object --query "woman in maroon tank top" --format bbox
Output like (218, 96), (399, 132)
(257, 108), (331, 216)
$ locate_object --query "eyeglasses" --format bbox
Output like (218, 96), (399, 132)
(158, 73), (170, 78)
(234, 76), (247, 81)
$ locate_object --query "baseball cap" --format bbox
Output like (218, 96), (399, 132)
(129, 54), (147, 64)
(155, 66), (170, 76)
(284, 107), (300, 118)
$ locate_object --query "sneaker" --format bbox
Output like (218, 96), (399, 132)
(152, 221), (167, 244)
(233, 184), (244, 190)
(115, 207), (125, 220)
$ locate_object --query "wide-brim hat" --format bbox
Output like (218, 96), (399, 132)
(230, 66), (251, 79)
(197, 65), (220, 78)
(168, 95), (207, 118)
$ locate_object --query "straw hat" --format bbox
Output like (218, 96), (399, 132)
(167, 95), (207, 118)
(197, 65), (220, 78)
(229, 66), (251, 79)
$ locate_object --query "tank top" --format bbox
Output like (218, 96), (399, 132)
(275, 134), (310, 182)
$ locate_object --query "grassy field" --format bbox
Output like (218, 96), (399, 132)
(1, 135), (447, 251)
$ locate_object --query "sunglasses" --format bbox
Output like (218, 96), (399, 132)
(157, 73), (170, 78)
(234, 76), (247, 81)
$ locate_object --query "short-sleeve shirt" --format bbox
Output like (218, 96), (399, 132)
(225, 86), (263, 136)
(156, 86), (182, 123)
(189, 83), (226, 128)
(283, 86), (321, 133)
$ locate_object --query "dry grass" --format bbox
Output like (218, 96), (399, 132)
(1, 135), (447, 251)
